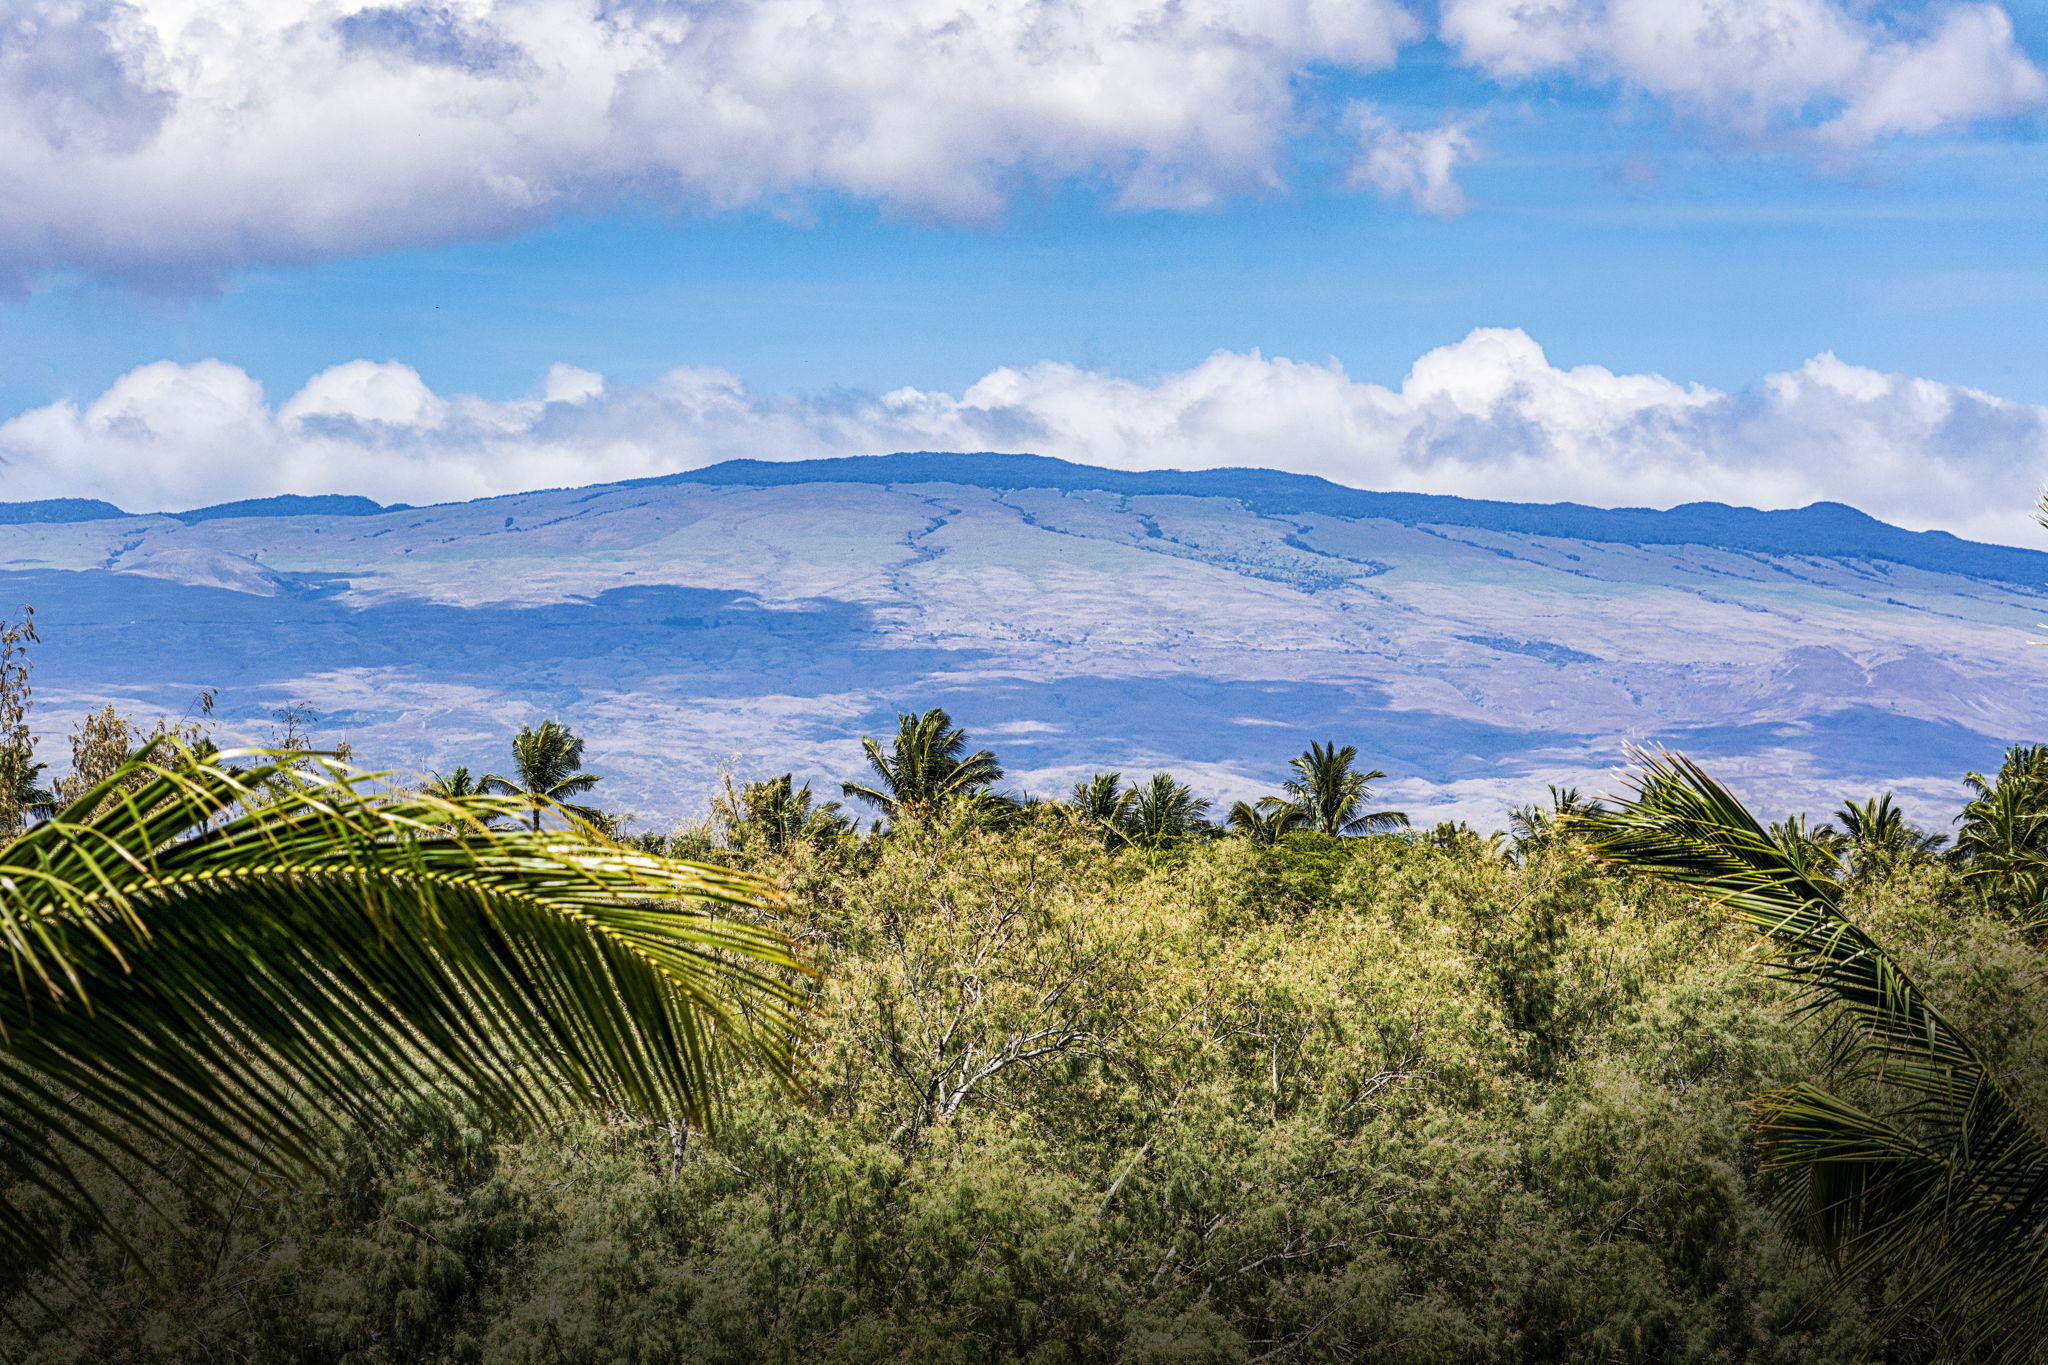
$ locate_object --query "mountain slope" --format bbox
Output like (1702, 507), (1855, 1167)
(0, 452), (2040, 824)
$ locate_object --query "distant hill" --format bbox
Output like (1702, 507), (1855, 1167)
(0, 498), (128, 525)
(6, 452), (2041, 586)
(173, 494), (398, 523)
(0, 451), (2040, 827)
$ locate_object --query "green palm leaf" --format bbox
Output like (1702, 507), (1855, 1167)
(0, 740), (809, 1272)
(1580, 749), (2048, 1361)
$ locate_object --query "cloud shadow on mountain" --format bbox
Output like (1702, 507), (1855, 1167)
(3, 571), (984, 702)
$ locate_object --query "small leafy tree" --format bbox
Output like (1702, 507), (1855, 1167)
(55, 702), (214, 818)
(0, 607), (38, 833)
(484, 719), (604, 831)
(841, 708), (1002, 826)
(1279, 741), (1407, 836)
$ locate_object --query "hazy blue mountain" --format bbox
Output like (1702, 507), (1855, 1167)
(0, 451), (2040, 827)
(0, 498), (128, 525)
(172, 493), (401, 523)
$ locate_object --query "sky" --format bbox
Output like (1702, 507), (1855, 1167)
(6, 1), (2048, 544)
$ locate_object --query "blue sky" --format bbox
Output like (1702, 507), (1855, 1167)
(6, 3), (2048, 543)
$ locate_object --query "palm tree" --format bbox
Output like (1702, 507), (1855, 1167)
(0, 740), (806, 1272)
(1125, 773), (1213, 849)
(841, 708), (1002, 825)
(715, 773), (853, 852)
(1582, 751), (2048, 1361)
(1279, 742), (1408, 836)
(1070, 771), (1138, 847)
(1953, 746), (2048, 917)
(1509, 784), (1603, 843)
(1764, 812), (1843, 878)
(424, 765), (510, 832)
(426, 764), (485, 799)
(483, 720), (603, 831)
(1833, 792), (1944, 877)
(1225, 797), (1303, 846)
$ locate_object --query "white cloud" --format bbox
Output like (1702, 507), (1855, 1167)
(5, 2), (2041, 282)
(1439, 0), (2046, 148)
(6, 329), (2046, 545)
(1344, 104), (1477, 215)
(0, 0), (1420, 282)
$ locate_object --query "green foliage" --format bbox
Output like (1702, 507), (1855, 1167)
(483, 719), (604, 831)
(1072, 770), (1139, 847)
(1953, 745), (2048, 923)
(1827, 792), (1947, 881)
(842, 708), (1003, 826)
(1277, 742), (1408, 837)
(0, 605), (38, 833)
(9, 801), (1982, 1362)
(715, 773), (854, 852)
(1124, 772), (1215, 848)
(0, 740), (807, 1284)
(1585, 750), (2048, 1363)
(1225, 798), (1304, 847)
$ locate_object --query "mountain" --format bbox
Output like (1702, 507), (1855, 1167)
(1, 451), (2041, 826)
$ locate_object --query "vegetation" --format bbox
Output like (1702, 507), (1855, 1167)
(714, 772), (854, 852)
(3, 623), (2046, 1361)
(842, 707), (1004, 825)
(1585, 751), (2048, 1363)
(1277, 742), (1408, 837)
(0, 740), (806, 1280)
(483, 719), (604, 830)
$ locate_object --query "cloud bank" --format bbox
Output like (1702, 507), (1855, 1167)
(1440, 0), (2045, 149)
(2, 0), (1417, 282)
(6, 329), (2045, 546)
(1, 1), (2040, 281)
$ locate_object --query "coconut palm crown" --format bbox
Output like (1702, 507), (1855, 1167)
(1280, 741), (1408, 836)
(1125, 772), (1213, 849)
(716, 773), (852, 851)
(1226, 797), (1304, 846)
(841, 708), (1002, 825)
(1069, 771), (1137, 846)
(483, 719), (603, 830)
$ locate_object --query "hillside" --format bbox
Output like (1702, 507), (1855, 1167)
(0, 451), (2041, 824)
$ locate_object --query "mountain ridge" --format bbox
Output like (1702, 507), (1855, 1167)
(9, 451), (2043, 586)
(2, 450), (2040, 827)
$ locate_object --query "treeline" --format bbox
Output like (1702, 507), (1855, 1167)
(623, 706), (2045, 915)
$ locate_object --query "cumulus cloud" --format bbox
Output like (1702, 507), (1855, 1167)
(5, 329), (2046, 545)
(1344, 104), (1478, 215)
(5, 2), (2043, 281)
(0, 0), (1420, 282)
(1438, 0), (2046, 148)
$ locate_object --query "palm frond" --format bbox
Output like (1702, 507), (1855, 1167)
(1579, 749), (2048, 1360)
(0, 740), (809, 1272)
